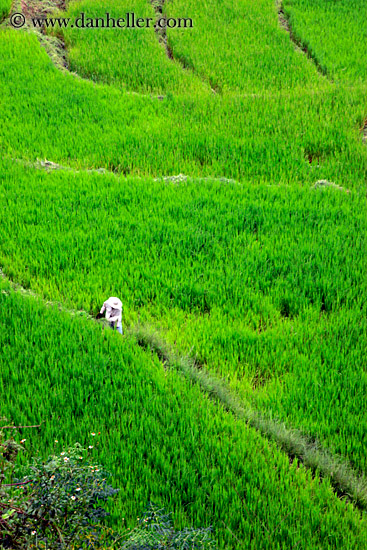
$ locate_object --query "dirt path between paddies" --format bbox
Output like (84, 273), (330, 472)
(1, 265), (367, 511)
(150, 0), (218, 94)
(0, 0), (69, 67)
(276, 0), (331, 81)
(13, 157), (357, 193)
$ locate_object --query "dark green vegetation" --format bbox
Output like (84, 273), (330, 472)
(1, 430), (215, 549)
(0, 0), (366, 547)
(0, 0), (10, 20)
(120, 503), (216, 549)
(283, 0), (367, 84)
(0, 434), (119, 549)
(2, 284), (367, 549)
(1, 159), (366, 473)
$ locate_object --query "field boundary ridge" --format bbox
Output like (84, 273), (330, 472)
(150, 0), (218, 94)
(276, 0), (330, 81)
(2, 270), (367, 512)
(131, 323), (367, 511)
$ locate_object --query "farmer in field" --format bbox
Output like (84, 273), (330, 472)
(97, 297), (123, 335)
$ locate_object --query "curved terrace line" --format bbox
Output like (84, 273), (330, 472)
(150, 0), (218, 94)
(276, 0), (330, 81)
(11, 157), (242, 183)
(1, 266), (367, 512)
(13, 157), (355, 192)
(1, 0), (212, 97)
(0, 0), (14, 26)
(1, 0), (170, 99)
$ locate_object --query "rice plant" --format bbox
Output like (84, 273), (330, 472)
(2, 285), (367, 549)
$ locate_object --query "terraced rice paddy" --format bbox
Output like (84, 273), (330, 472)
(0, 0), (366, 547)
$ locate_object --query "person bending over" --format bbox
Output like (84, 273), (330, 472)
(97, 297), (123, 335)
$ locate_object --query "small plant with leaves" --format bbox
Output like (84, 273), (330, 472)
(0, 419), (28, 548)
(121, 502), (216, 549)
(0, 436), (119, 549)
(16, 442), (119, 549)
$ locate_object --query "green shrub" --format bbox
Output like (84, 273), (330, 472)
(1, 436), (119, 549)
(1, 423), (215, 549)
(121, 503), (216, 549)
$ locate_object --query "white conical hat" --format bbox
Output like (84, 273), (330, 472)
(106, 297), (122, 310)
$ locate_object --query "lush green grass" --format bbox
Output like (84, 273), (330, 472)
(0, 30), (366, 184)
(56, 0), (328, 94)
(1, 162), (364, 319)
(254, 307), (367, 471)
(0, 0), (10, 20)
(2, 282), (367, 549)
(58, 0), (208, 95)
(0, 157), (366, 473)
(165, 0), (324, 93)
(150, 313), (367, 474)
(1, 0), (367, 544)
(284, 0), (367, 84)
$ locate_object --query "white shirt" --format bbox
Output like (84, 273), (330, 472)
(100, 299), (122, 328)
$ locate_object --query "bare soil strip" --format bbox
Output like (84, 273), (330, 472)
(151, 0), (172, 58)
(276, 0), (330, 80)
(2, 267), (367, 511)
(150, 0), (217, 94)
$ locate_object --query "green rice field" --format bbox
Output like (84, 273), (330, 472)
(0, 0), (366, 547)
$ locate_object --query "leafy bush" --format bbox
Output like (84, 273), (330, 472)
(1, 426), (216, 549)
(121, 503), (216, 549)
(1, 434), (119, 549)
(0, 422), (24, 548)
